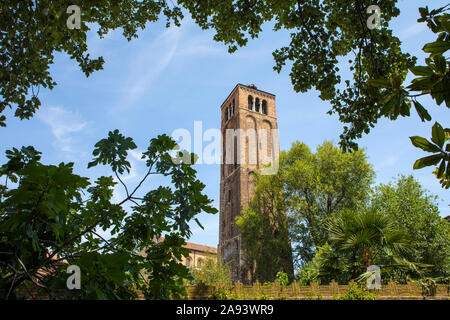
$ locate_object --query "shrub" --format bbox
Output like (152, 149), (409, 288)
(337, 281), (378, 300)
(296, 265), (320, 285)
(209, 288), (230, 300)
(275, 271), (289, 286)
(191, 258), (231, 289)
(418, 278), (437, 297)
(191, 257), (232, 300)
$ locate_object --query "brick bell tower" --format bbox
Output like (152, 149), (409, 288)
(218, 84), (280, 283)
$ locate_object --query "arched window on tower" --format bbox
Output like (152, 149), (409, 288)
(255, 98), (260, 113)
(262, 100), (267, 115)
(232, 99), (235, 115)
(248, 95), (253, 111)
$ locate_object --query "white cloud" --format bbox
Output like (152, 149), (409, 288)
(112, 17), (227, 111)
(129, 149), (146, 162)
(175, 35), (224, 57)
(114, 25), (181, 110)
(375, 154), (400, 171)
(398, 22), (427, 41)
(38, 106), (89, 155)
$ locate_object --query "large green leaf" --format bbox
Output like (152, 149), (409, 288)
(410, 66), (434, 77)
(423, 41), (450, 55)
(412, 100), (431, 122)
(432, 55), (447, 74)
(368, 79), (391, 88)
(413, 154), (443, 169)
(409, 136), (442, 152)
(431, 122), (446, 148)
(436, 160), (446, 178)
(407, 76), (441, 91)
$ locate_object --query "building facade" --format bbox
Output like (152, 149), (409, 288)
(218, 84), (280, 283)
(181, 242), (218, 269)
(151, 238), (217, 269)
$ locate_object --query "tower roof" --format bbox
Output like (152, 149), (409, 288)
(220, 83), (275, 108)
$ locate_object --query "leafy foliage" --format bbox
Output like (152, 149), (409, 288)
(179, 0), (415, 148)
(313, 195), (445, 285)
(297, 175), (449, 285)
(0, 0), (183, 126)
(366, 5), (450, 184)
(2, 2), (448, 188)
(235, 170), (293, 284)
(369, 175), (450, 279)
(410, 123), (450, 189)
(317, 209), (412, 283)
(191, 257), (232, 300)
(239, 141), (447, 286)
(336, 281), (378, 300)
(274, 271), (289, 286)
(191, 257), (232, 289)
(296, 263), (320, 285)
(0, 131), (217, 299)
(282, 141), (374, 268)
(236, 141), (373, 282)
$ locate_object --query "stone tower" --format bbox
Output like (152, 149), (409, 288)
(218, 83), (280, 283)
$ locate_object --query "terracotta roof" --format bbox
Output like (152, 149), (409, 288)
(155, 237), (217, 254)
(444, 215), (450, 222)
(184, 242), (217, 254)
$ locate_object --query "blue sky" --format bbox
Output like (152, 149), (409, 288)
(1, 0), (449, 248)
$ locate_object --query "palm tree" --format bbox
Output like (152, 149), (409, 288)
(321, 209), (412, 280)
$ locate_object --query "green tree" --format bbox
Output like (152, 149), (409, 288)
(296, 263), (320, 285)
(236, 141), (373, 282)
(336, 281), (378, 300)
(274, 271), (289, 286)
(307, 175), (449, 284)
(0, 131), (217, 299)
(318, 209), (411, 283)
(235, 170), (293, 284)
(283, 141), (374, 267)
(369, 175), (450, 279)
(191, 257), (232, 289)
